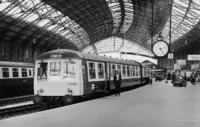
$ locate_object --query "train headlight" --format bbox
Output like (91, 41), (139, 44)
(39, 88), (44, 93)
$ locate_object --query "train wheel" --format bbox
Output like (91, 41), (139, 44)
(62, 94), (73, 105)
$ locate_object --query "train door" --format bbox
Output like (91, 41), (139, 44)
(105, 62), (111, 91)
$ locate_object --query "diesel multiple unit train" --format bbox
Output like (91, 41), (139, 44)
(0, 61), (34, 99)
(33, 49), (151, 105)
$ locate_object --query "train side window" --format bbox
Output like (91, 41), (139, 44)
(135, 67), (138, 76)
(111, 64), (116, 78)
(12, 68), (19, 77)
(129, 66), (133, 77)
(136, 67), (139, 76)
(122, 65), (126, 77)
(50, 61), (61, 76)
(138, 67), (140, 76)
(63, 61), (76, 78)
(2, 68), (9, 78)
(21, 68), (27, 77)
(98, 63), (104, 79)
(117, 65), (121, 74)
(29, 69), (32, 77)
(132, 66), (135, 76)
(127, 66), (130, 77)
(88, 62), (96, 79)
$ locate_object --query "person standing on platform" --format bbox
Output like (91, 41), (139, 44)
(114, 70), (122, 96)
(191, 72), (195, 85)
(149, 73), (152, 85)
(172, 72), (176, 83)
(183, 72), (187, 81)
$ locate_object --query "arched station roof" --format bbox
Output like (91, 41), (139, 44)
(0, 0), (200, 56)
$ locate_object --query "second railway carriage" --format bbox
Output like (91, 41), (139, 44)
(33, 49), (150, 105)
(0, 61), (34, 99)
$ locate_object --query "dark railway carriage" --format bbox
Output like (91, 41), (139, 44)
(0, 61), (34, 99)
(33, 49), (150, 105)
(141, 64), (152, 84)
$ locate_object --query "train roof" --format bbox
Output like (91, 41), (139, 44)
(0, 61), (34, 68)
(140, 63), (151, 68)
(37, 49), (141, 66)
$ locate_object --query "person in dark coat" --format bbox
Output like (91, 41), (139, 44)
(183, 72), (187, 81)
(149, 73), (152, 85)
(172, 72), (176, 83)
(191, 72), (195, 85)
(114, 70), (122, 96)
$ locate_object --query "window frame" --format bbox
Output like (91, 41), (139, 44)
(63, 60), (76, 79)
(12, 68), (19, 78)
(21, 68), (28, 77)
(2, 67), (9, 78)
(87, 61), (105, 81)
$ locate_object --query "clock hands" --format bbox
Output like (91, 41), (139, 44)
(159, 47), (165, 55)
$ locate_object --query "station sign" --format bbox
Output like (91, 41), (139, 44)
(188, 55), (200, 61)
(168, 53), (173, 59)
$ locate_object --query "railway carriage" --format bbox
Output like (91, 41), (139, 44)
(33, 49), (150, 105)
(0, 61), (34, 99)
(141, 64), (152, 84)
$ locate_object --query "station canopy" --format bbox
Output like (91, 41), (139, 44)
(0, 0), (200, 56)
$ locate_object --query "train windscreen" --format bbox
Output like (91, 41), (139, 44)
(37, 61), (48, 80)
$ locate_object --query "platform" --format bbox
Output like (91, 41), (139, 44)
(1, 81), (200, 127)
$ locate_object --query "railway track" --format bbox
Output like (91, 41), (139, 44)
(0, 95), (33, 107)
(0, 104), (41, 119)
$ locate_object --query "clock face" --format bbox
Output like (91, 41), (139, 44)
(152, 40), (169, 57)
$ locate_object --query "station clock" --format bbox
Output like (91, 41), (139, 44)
(152, 40), (169, 57)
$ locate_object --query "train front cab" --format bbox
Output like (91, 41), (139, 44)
(33, 59), (84, 105)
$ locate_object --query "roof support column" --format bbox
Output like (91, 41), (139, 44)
(116, 0), (125, 36)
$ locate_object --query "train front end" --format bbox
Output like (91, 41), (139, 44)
(33, 52), (84, 105)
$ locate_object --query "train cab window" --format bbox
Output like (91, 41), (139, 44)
(2, 68), (9, 78)
(122, 65), (126, 77)
(37, 61), (48, 79)
(63, 61), (76, 78)
(127, 66), (130, 77)
(12, 68), (19, 77)
(21, 68), (27, 77)
(88, 62), (96, 79)
(98, 63), (104, 79)
(50, 61), (61, 76)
